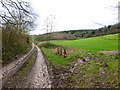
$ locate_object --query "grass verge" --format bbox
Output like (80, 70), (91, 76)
(41, 48), (80, 68)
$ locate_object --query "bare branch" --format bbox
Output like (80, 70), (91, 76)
(0, 0), (37, 33)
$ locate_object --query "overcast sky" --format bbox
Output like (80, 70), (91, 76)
(29, 0), (119, 35)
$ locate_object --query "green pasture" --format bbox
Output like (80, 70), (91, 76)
(39, 34), (119, 87)
(39, 34), (119, 52)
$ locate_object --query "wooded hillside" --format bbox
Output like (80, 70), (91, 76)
(35, 23), (120, 42)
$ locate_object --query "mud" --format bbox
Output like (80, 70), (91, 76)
(1, 45), (34, 87)
(23, 46), (51, 88)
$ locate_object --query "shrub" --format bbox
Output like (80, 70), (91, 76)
(40, 43), (58, 48)
(2, 29), (32, 65)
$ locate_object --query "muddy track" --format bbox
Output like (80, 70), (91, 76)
(1, 44), (35, 88)
(23, 46), (51, 88)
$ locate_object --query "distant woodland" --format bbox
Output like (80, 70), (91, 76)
(35, 23), (120, 41)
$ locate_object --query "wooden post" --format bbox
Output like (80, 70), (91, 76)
(57, 47), (59, 55)
(63, 48), (67, 58)
(60, 47), (62, 56)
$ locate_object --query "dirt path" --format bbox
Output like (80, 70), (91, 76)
(1, 45), (34, 87)
(24, 46), (51, 88)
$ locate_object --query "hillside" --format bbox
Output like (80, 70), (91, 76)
(39, 34), (119, 52)
(35, 23), (120, 41)
(59, 29), (95, 34)
(39, 33), (119, 88)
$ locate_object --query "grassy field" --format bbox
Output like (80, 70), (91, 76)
(40, 43), (119, 88)
(39, 34), (119, 88)
(39, 34), (119, 52)
(72, 56), (119, 88)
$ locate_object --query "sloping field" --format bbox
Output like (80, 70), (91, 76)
(39, 34), (119, 52)
(39, 34), (119, 88)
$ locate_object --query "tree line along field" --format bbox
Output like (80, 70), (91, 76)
(38, 33), (119, 52)
(35, 23), (120, 42)
(38, 33), (119, 88)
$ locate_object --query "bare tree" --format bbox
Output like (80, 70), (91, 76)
(1, 0), (37, 63)
(44, 15), (55, 43)
(0, 0), (37, 33)
(92, 21), (107, 39)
